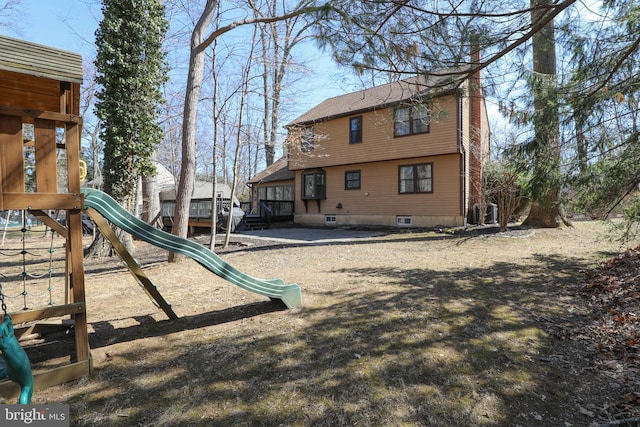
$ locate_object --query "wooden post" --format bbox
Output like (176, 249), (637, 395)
(34, 119), (58, 193)
(65, 121), (90, 365)
(86, 207), (178, 320)
(0, 114), (24, 194)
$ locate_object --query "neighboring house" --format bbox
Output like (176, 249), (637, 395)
(85, 161), (175, 217)
(277, 68), (490, 229)
(160, 180), (239, 232)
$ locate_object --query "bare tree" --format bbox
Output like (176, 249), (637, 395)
(252, 0), (316, 166)
(209, 2), (221, 250)
(0, 0), (23, 35)
(224, 27), (257, 247)
(169, 0), (329, 262)
(79, 60), (102, 188)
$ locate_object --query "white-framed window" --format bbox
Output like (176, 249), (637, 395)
(325, 215), (337, 225)
(396, 216), (413, 226)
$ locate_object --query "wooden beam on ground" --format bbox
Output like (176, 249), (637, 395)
(4, 303), (86, 324)
(0, 360), (92, 401)
(85, 206), (179, 320)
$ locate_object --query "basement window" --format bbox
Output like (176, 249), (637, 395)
(396, 216), (413, 227)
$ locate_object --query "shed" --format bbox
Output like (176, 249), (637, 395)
(159, 181), (240, 232)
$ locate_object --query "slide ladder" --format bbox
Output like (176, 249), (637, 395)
(81, 188), (302, 309)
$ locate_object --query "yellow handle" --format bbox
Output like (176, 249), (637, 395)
(79, 160), (87, 182)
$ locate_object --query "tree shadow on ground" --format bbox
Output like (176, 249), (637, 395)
(54, 249), (619, 426)
(24, 301), (286, 365)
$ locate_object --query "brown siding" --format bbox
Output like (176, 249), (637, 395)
(295, 154), (461, 219)
(289, 96), (461, 170)
(0, 114), (24, 194)
(0, 70), (64, 113)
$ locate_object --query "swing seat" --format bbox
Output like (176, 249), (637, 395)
(0, 315), (34, 404)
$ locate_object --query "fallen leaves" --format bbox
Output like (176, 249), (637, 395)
(583, 246), (640, 358)
(582, 245), (640, 421)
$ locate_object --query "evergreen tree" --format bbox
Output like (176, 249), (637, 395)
(565, 1), (640, 239)
(520, 0), (567, 227)
(94, 0), (168, 209)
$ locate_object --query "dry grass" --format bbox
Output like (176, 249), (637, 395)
(1, 221), (635, 426)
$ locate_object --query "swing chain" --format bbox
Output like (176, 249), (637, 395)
(0, 282), (7, 315)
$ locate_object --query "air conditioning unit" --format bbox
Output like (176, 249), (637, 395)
(396, 216), (412, 226)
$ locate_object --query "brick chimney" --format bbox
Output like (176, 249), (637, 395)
(469, 36), (483, 211)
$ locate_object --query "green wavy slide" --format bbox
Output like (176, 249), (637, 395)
(81, 188), (302, 309)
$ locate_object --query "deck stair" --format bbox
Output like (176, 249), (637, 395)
(239, 214), (269, 231)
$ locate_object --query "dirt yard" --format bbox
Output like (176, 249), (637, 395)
(2, 220), (639, 426)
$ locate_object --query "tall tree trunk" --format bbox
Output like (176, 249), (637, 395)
(209, 3), (220, 251)
(142, 159), (160, 227)
(522, 0), (568, 228)
(260, 24), (274, 166)
(224, 27), (256, 247)
(169, 0), (217, 263)
(209, 7), (220, 251)
(119, 195), (137, 253)
(574, 109), (588, 175)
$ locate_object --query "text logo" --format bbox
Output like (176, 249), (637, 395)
(1, 404), (69, 426)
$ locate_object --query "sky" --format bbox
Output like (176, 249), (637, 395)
(10, 0), (353, 113)
(17, 0), (100, 57)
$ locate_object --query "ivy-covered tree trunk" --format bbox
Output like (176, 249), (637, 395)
(93, 0), (168, 255)
(522, 0), (569, 228)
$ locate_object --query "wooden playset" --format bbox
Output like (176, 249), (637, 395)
(0, 34), (302, 404)
(0, 35), (90, 400)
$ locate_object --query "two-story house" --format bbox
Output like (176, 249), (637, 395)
(250, 70), (489, 229)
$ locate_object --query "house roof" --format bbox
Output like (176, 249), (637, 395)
(0, 35), (83, 83)
(153, 162), (176, 191)
(247, 157), (294, 185)
(84, 161), (175, 193)
(159, 181), (234, 201)
(286, 72), (463, 127)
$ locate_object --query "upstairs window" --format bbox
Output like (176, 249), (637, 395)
(394, 104), (430, 137)
(301, 126), (315, 151)
(302, 170), (326, 200)
(349, 116), (362, 144)
(345, 170), (361, 190)
(399, 163), (433, 194)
